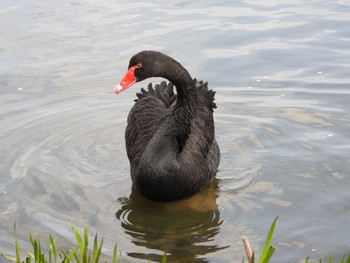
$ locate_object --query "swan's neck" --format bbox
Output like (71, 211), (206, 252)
(162, 63), (198, 153)
(137, 58), (198, 195)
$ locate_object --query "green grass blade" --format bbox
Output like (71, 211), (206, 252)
(259, 216), (278, 263)
(113, 244), (117, 263)
(96, 242), (103, 263)
(29, 235), (39, 262)
(305, 256), (309, 263)
(262, 246), (275, 263)
(1, 253), (17, 261)
(15, 235), (20, 263)
(251, 251), (255, 263)
(346, 253), (350, 263)
(72, 225), (83, 251)
(98, 238), (103, 254)
(161, 252), (167, 263)
(92, 235), (103, 263)
(83, 226), (88, 263)
(92, 236), (97, 263)
(28, 252), (34, 260)
(93, 234), (98, 260)
(74, 251), (80, 263)
(49, 245), (52, 263)
(49, 235), (57, 263)
(12, 223), (21, 263)
(59, 251), (67, 263)
(35, 242), (40, 262)
(61, 247), (78, 263)
(72, 224), (84, 262)
(69, 248), (80, 263)
(40, 253), (45, 263)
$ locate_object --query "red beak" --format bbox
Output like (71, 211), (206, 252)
(115, 65), (137, 94)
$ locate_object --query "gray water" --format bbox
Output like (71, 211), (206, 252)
(1, 0), (350, 262)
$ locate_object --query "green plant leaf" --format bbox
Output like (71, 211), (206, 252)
(161, 252), (167, 263)
(15, 236), (21, 263)
(93, 234), (98, 259)
(113, 244), (118, 263)
(93, 235), (103, 263)
(345, 252), (350, 263)
(13, 222), (21, 263)
(72, 225), (83, 251)
(72, 224), (84, 262)
(29, 235), (40, 262)
(1, 253), (17, 261)
(83, 226), (88, 263)
(74, 251), (80, 263)
(262, 246), (275, 263)
(62, 248), (78, 263)
(49, 235), (57, 263)
(259, 216), (278, 263)
(40, 253), (46, 263)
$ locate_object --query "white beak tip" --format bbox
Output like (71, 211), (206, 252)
(115, 84), (123, 94)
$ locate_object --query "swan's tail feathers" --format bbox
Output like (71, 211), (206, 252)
(207, 89), (217, 110)
(135, 87), (148, 100)
(194, 79), (217, 111)
(134, 81), (176, 108)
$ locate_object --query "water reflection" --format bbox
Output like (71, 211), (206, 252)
(116, 178), (228, 262)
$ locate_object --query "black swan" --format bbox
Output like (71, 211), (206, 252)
(115, 51), (220, 202)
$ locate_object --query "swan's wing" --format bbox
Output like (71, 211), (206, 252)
(184, 80), (219, 161)
(133, 81), (176, 108)
(125, 81), (176, 164)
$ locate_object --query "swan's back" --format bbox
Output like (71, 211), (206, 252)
(125, 80), (219, 170)
(116, 51), (220, 201)
(125, 82), (176, 166)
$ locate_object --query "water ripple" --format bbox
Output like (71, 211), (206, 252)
(115, 182), (228, 262)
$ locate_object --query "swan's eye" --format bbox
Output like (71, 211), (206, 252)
(136, 63), (142, 69)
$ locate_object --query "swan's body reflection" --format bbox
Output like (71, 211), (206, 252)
(116, 178), (228, 262)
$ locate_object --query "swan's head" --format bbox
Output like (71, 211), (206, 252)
(115, 51), (173, 94)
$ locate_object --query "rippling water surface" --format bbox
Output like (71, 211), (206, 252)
(1, 0), (350, 262)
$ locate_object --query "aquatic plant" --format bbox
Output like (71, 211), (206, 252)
(2, 219), (349, 263)
(241, 216), (350, 263)
(1, 223), (118, 263)
(242, 216), (278, 263)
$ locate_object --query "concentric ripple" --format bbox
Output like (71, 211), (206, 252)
(0, 81), (130, 247)
(115, 182), (228, 262)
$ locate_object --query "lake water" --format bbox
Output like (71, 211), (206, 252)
(1, 0), (350, 262)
